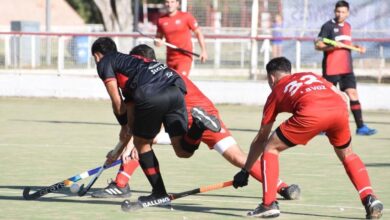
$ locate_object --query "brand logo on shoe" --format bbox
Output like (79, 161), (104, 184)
(141, 196), (170, 208)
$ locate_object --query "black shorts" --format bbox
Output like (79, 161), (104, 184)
(133, 86), (188, 139)
(323, 73), (356, 91)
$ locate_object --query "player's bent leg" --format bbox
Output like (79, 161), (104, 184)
(334, 145), (383, 218)
(254, 133), (291, 217)
(220, 141), (300, 200)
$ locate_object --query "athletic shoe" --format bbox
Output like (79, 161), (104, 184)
(137, 193), (171, 208)
(247, 201), (280, 218)
(91, 181), (131, 198)
(356, 124), (377, 136)
(191, 107), (221, 132)
(363, 194), (383, 219)
(279, 184), (301, 200)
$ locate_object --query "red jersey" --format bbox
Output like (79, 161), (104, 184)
(262, 72), (346, 126)
(318, 19), (353, 75)
(157, 11), (198, 60)
(179, 72), (214, 112)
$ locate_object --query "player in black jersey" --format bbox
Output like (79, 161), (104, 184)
(315, 1), (376, 136)
(91, 37), (221, 203)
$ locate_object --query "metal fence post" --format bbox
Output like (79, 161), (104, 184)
(57, 35), (64, 73)
(296, 40), (301, 72)
(250, 0), (259, 80)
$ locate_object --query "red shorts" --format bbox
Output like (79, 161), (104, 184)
(278, 108), (351, 148)
(167, 56), (193, 77)
(187, 108), (236, 153)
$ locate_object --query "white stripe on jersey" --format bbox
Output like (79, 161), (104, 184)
(335, 35), (351, 42)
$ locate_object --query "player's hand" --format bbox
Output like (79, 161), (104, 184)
(233, 168), (249, 188)
(105, 150), (118, 165)
(200, 51), (208, 63)
(357, 45), (366, 54)
(121, 144), (137, 164)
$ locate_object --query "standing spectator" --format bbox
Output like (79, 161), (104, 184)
(155, 0), (207, 77)
(315, 0), (376, 135)
(271, 14), (283, 58)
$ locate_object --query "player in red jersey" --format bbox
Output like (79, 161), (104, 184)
(233, 57), (383, 219)
(155, 0), (207, 77)
(315, 0), (376, 135)
(92, 45), (301, 202)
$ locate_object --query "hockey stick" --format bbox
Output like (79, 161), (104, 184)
(136, 30), (200, 57)
(323, 38), (362, 52)
(78, 141), (127, 196)
(121, 180), (233, 212)
(22, 159), (122, 200)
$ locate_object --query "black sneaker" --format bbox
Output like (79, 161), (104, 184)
(191, 107), (221, 132)
(247, 201), (280, 218)
(363, 195), (383, 219)
(279, 184), (301, 200)
(91, 181), (131, 198)
(137, 193), (171, 208)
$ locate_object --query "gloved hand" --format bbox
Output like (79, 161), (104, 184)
(233, 168), (249, 188)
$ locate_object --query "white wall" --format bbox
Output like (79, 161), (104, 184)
(1, 73), (390, 110)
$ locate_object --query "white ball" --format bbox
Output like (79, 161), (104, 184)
(70, 183), (80, 194)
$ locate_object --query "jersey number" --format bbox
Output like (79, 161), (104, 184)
(284, 75), (322, 96)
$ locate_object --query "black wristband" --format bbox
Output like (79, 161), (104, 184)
(241, 168), (249, 174)
(115, 112), (128, 125)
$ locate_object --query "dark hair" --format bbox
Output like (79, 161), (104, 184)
(335, 1), (349, 10)
(91, 37), (117, 55)
(266, 57), (292, 76)
(129, 44), (156, 60)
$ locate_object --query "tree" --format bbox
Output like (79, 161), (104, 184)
(66, 0), (103, 24)
(93, 0), (133, 32)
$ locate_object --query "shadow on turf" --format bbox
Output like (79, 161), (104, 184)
(0, 185), (261, 200)
(365, 163), (390, 167)
(11, 119), (116, 126)
(282, 211), (363, 219)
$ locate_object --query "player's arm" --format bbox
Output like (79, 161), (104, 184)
(243, 123), (274, 171)
(315, 23), (338, 52)
(193, 28), (208, 63)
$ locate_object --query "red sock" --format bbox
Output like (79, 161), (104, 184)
(261, 152), (279, 206)
(342, 153), (374, 201)
(249, 159), (288, 193)
(115, 160), (140, 188)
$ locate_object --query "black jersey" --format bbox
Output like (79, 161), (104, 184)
(96, 52), (186, 101)
(318, 19), (353, 75)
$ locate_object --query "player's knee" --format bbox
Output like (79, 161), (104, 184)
(174, 150), (193, 158)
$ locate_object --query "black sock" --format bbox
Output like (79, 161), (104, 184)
(350, 100), (364, 128)
(187, 120), (205, 140)
(181, 121), (205, 153)
(139, 150), (167, 195)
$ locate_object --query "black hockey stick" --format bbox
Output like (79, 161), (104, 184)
(77, 162), (106, 196)
(23, 159), (122, 200)
(77, 141), (127, 196)
(121, 180), (233, 212)
(136, 30), (200, 57)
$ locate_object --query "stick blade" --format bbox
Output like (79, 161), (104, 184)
(22, 187), (34, 200)
(77, 184), (87, 196)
